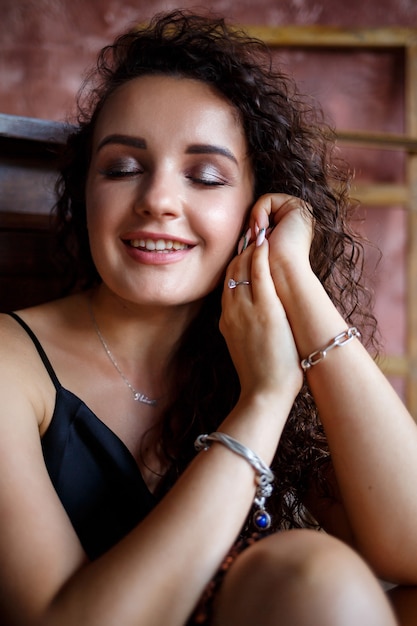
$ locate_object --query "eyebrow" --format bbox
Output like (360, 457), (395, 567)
(186, 144), (238, 165)
(96, 134), (238, 165)
(97, 134), (147, 151)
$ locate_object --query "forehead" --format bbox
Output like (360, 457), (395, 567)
(93, 74), (247, 149)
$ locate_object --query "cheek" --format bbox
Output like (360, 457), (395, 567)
(202, 203), (248, 262)
(221, 193), (252, 243)
(85, 196), (113, 268)
(85, 187), (115, 236)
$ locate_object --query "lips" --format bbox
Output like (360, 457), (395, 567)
(128, 238), (189, 252)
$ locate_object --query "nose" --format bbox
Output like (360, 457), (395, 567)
(134, 168), (182, 220)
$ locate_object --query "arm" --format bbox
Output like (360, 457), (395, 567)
(0, 242), (302, 626)
(250, 193), (417, 584)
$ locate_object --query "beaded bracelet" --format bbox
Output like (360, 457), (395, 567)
(194, 432), (274, 531)
(301, 327), (361, 371)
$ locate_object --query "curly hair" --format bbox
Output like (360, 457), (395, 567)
(53, 9), (378, 532)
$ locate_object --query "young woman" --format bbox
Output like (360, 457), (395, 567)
(0, 9), (416, 625)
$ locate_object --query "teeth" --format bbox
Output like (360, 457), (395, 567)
(130, 239), (144, 248)
(129, 238), (187, 251)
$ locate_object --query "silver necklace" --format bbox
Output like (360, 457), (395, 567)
(89, 304), (158, 406)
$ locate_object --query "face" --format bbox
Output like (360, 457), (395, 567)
(86, 74), (254, 308)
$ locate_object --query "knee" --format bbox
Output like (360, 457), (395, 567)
(213, 530), (396, 626)
(223, 529), (363, 592)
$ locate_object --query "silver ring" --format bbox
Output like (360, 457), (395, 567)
(228, 278), (251, 289)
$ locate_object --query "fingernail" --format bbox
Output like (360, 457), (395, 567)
(256, 227), (266, 247)
(237, 236), (245, 255)
(238, 227), (251, 254)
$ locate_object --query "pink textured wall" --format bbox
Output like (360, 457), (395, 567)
(0, 0), (414, 393)
(0, 0), (414, 121)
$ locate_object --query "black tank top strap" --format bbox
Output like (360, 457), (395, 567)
(7, 312), (61, 391)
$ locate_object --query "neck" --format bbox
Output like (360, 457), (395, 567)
(87, 285), (200, 388)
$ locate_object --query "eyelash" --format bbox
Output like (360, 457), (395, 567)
(189, 176), (227, 187)
(99, 164), (229, 186)
(100, 167), (141, 179)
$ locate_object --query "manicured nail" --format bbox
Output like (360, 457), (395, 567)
(237, 235), (245, 255)
(256, 227), (266, 247)
(238, 227), (251, 254)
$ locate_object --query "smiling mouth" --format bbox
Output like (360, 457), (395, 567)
(127, 238), (190, 252)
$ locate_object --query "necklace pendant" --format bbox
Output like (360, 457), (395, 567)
(89, 301), (158, 408)
(133, 392), (157, 406)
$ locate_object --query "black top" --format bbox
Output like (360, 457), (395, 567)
(8, 312), (157, 560)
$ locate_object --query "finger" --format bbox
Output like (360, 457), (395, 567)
(249, 193), (311, 235)
(223, 244), (254, 298)
(249, 238), (280, 303)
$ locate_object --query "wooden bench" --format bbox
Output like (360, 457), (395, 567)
(0, 113), (70, 312)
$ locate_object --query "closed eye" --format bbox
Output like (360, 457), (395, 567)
(99, 158), (143, 179)
(187, 164), (229, 187)
(191, 177), (227, 186)
(100, 168), (141, 179)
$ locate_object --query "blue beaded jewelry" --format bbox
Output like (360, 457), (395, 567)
(195, 432), (274, 532)
(252, 473), (273, 531)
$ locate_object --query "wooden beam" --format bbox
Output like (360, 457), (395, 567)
(0, 212), (53, 230)
(243, 25), (417, 49)
(336, 130), (417, 152)
(350, 183), (409, 206)
(376, 354), (409, 377)
(0, 113), (70, 144)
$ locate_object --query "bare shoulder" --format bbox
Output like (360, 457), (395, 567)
(0, 292), (87, 354)
(0, 310), (50, 431)
(0, 295), (81, 429)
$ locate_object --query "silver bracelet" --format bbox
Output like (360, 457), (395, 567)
(194, 432), (274, 531)
(301, 327), (361, 371)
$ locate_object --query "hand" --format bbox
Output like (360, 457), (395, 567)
(246, 193), (314, 281)
(220, 234), (302, 402)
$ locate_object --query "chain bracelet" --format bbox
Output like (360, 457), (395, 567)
(301, 327), (361, 371)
